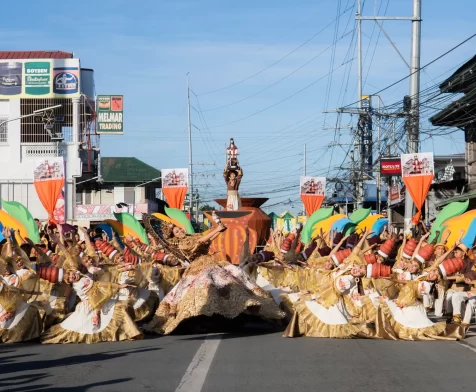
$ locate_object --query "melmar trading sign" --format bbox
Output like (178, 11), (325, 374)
(97, 95), (124, 134)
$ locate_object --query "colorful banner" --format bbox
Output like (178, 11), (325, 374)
(97, 95), (124, 134)
(380, 157), (402, 177)
(33, 158), (65, 223)
(0, 58), (80, 98)
(300, 176), (326, 217)
(162, 168), (189, 210)
(401, 152), (434, 223)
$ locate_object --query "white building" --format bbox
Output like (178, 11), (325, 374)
(0, 50), (95, 221)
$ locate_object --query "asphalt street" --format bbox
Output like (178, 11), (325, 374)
(2, 324), (476, 392)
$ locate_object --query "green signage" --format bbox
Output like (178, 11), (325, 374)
(97, 95), (123, 134)
(25, 62), (50, 95)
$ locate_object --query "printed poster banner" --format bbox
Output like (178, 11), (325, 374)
(33, 158), (65, 223)
(162, 168), (189, 209)
(300, 176), (326, 217)
(300, 176), (326, 196)
(388, 184), (401, 206)
(401, 152), (434, 178)
(401, 152), (434, 224)
(97, 95), (124, 134)
(0, 58), (80, 98)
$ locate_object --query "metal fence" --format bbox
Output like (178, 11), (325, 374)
(0, 116), (7, 143)
(20, 95), (99, 153)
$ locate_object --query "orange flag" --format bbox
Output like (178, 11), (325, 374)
(162, 168), (189, 210)
(300, 194), (325, 216)
(33, 158), (65, 223)
(401, 153), (435, 224)
(300, 176), (326, 216)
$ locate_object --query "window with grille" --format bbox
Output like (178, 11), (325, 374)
(0, 117), (7, 143)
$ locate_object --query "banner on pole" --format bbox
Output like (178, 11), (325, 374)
(33, 158), (65, 223)
(388, 184), (401, 206)
(401, 152), (434, 223)
(162, 168), (188, 210)
(300, 176), (326, 216)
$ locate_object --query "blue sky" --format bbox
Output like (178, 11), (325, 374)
(3, 0), (475, 211)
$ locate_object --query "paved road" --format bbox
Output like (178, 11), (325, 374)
(2, 325), (476, 392)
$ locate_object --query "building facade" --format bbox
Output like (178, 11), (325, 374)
(0, 51), (95, 221)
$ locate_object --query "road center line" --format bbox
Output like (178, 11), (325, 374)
(456, 341), (476, 354)
(175, 334), (222, 392)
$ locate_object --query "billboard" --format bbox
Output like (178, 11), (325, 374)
(96, 95), (124, 134)
(380, 157), (402, 177)
(0, 58), (80, 98)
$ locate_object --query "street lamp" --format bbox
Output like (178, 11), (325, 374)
(0, 104), (62, 128)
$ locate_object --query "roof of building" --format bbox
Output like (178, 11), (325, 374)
(0, 51), (74, 59)
(439, 55), (476, 94)
(101, 157), (161, 183)
(429, 87), (476, 127)
(434, 190), (476, 209)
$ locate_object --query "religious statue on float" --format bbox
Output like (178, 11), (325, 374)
(224, 138), (243, 211)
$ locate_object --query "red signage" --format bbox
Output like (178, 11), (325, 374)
(380, 157), (401, 177)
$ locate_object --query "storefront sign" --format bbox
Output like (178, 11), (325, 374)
(97, 95), (124, 134)
(380, 157), (402, 177)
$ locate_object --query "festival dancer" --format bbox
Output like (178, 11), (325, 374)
(143, 214), (284, 335)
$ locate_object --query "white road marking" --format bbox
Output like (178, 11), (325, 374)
(175, 334), (222, 392)
(457, 341), (476, 354)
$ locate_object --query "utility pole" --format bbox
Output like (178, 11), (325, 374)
(376, 96), (381, 213)
(187, 73), (193, 216)
(356, 0), (364, 209)
(404, 0), (422, 232)
(303, 143), (307, 214)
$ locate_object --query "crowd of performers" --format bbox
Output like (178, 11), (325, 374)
(0, 213), (475, 344)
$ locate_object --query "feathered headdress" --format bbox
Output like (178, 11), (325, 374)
(142, 214), (189, 262)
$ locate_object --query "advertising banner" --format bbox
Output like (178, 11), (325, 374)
(380, 157), (402, 177)
(401, 152), (435, 224)
(300, 176), (326, 216)
(97, 95), (124, 134)
(388, 184), (401, 206)
(0, 58), (80, 98)
(33, 158), (65, 223)
(162, 168), (189, 209)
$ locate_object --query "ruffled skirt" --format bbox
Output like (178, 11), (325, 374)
(41, 300), (143, 344)
(144, 258), (285, 335)
(0, 302), (42, 343)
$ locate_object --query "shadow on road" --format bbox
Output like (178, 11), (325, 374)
(4, 378), (133, 392)
(170, 314), (284, 340)
(1, 347), (160, 375)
